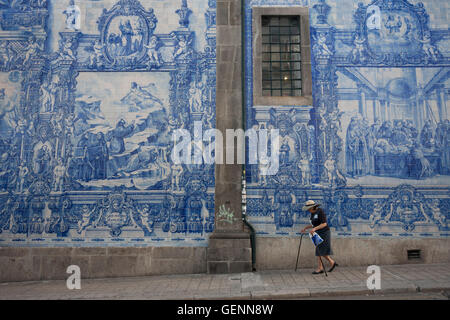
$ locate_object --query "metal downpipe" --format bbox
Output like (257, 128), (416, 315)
(241, 0), (256, 272)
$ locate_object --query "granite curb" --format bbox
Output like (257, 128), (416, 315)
(1, 263), (449, 300)
(193, 284), (450, 300)
(1, 283), (449, 300)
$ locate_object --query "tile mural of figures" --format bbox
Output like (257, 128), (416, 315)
(72, 73), (171, 190)
(244, 0), (449, 237)
(0, 0), (217, 245)
(0, 0), (448, 246)
(337, 67), (450, 184)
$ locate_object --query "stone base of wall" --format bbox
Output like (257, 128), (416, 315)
(207, 232), (252, 274)
(255, 237), (450, 270)
(0, 247), (206, 282)
(1, 238), (448, 282)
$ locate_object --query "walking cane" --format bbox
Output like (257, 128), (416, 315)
(319, 256), (328, 277)
(295, 233), (304, 271)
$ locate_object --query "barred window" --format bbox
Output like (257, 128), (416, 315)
(261, 15), (302, 97)
(253, 7), (312, 106)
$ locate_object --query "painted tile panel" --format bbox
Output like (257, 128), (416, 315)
(0, 0), (216, 247)
(245, 0), (449, 238)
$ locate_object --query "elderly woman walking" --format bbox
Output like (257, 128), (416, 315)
(300, 200), (338, 274)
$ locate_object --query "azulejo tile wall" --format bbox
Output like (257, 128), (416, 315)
(244, 0), (450, 238)
(0, 0), (216, 247)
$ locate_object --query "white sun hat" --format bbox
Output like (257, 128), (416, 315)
(302, 200), (320, 211)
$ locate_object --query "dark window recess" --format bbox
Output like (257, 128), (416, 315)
(407, 249), (421, 260)
(261, 15), (302, 97)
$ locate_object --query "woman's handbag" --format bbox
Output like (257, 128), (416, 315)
(309, 232), (324, 246)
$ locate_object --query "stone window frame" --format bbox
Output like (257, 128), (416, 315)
(252, 7), (313, 106)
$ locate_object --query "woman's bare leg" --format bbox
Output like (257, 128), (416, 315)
(323, 255), (335, 266)
(316, 256), (324, 271)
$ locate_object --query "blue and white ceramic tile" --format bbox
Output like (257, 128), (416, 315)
(0, 0), (216, 247)
(245, 0), (449, 238)
(0, 0), (448, 247)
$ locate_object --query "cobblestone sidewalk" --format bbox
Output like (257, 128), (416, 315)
(0, 263), (449, 300)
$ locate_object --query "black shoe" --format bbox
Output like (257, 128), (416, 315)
(328, 262), (338, 273)
(312, 270), (324, 275)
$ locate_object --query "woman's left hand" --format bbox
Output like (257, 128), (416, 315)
(309, 229), (315, 235)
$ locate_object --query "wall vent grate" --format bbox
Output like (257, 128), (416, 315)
(407, 249), (421, 260)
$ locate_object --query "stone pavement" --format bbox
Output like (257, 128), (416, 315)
(0, 263), (449, 300)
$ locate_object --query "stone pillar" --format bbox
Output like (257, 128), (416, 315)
(379, 100), (386, 122)
(416, 93), (425, 129)
(358, 84), (367, 119)
(207, 0), (252, 274)
(376, 88), (387, 122)
(372, 100), (379, 121)
(415, 69), (425, 129)
(374, 99), (382, 121)
(436, 84), (447, 122)
(386, 101), (391, 121)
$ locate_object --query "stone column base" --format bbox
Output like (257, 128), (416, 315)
(207, 232), (252, 274)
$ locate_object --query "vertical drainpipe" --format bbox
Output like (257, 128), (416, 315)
(241, 0), (256, 272)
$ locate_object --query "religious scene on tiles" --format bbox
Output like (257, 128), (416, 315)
(244, 0), (449, 236)
(0, 0), (216, 244)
